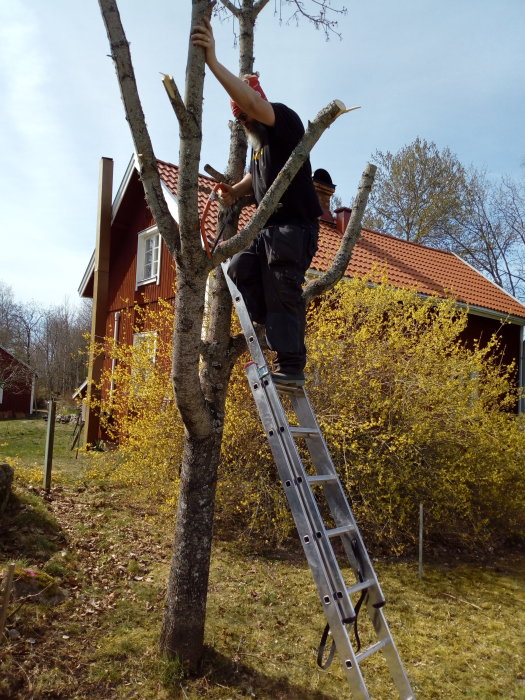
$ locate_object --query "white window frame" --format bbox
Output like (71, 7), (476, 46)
(131, 331), (158, 393)
(132, 331), (158, 365)
(0, 386), (3, 404)
(136, 226), (161, 288)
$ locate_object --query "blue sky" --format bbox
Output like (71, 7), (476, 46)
(0, 0), (524, 307)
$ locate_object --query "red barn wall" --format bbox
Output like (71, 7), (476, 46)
(0, 347), (34, 418)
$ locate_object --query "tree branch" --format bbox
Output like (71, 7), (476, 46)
(212, 99), (348, 262)
(254, 0), (271, 14)
(303, 163), (377, 305)
(283, 0), (347, 40)
(98, 0), (180, 256)
(162, 74), (190, 128)
(220, 0), (241, 17)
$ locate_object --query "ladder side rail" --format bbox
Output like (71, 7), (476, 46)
(251, 399), (373, 697)
(293, 387), (414, 697)
(221, 262), (267, 369)
(291, 389), (388, 607)
(258, 372), (389, 629)
(246, 363), (358, 624)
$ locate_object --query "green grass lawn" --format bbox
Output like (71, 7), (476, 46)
(0, 416), (90, 480)
(1, 418), (524, 698)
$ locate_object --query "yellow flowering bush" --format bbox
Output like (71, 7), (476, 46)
(87, 300), (183, 510)
(87, 281), (525, 554)
(305, 277), (525, 554)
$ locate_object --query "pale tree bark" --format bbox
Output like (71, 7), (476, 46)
(98, 0), (373, 673)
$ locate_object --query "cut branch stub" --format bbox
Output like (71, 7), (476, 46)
(162, 74), (189, 129)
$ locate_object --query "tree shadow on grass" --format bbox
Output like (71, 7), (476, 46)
(176, 646), (340, 700)
(0, 488), (65, 564)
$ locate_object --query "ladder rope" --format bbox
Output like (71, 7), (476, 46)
(317, 623), (336, 669)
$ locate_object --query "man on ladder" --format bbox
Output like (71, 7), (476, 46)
(192, 18), (321, 385)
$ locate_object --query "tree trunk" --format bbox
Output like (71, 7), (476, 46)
(160, 430), (222, 669)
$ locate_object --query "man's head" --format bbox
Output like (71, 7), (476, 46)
(230, 74), (267, 120)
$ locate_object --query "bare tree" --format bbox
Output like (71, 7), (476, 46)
(365, 138), (525, 301)
(98, 0), (374, 671)
(365, 137), (472, 246)
(35, 300), (90, 399)
(0, 283), (90, 400)
(442, 170), (519, 295)
(12, 302), (45, 366)
(0, 281), (19, 352)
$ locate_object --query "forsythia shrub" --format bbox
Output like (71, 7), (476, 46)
(88, 281), (525, 555)
(305, 277), (525, 554)
(87, 300), (183, 511)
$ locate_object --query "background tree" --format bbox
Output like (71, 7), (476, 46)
(0, 280), (91, 402)
(453, 172), (525, 299)
(365, 137), (525, 300)
(36, 300), (91, 399)
(98, 0), (374, 672)
(364, 136), (472, 246)
(0, 281), (18, 351)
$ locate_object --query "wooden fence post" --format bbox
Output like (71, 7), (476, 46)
(43, 400), (56, 491)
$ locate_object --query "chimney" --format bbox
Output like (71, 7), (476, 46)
(312, 168), (335, 223)
(335, 206), (352, 234)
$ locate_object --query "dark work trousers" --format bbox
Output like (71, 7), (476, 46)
(228, 221), (319, 374)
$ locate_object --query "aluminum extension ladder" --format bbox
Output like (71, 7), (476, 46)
(222, 262), (415, 700)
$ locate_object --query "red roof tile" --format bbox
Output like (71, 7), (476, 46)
(157, 160), (525, 321)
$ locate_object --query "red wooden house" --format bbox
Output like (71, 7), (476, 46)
(0, 345), (37, 419)
(79, 156), (525, 442)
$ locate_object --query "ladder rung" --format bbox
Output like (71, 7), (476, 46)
(307, 474), (338, 484)
(347, 578), (374, 595)
(325, 524), (356, 538)
(273, 383), (303, 394)
(356, 638), (390, 663)
(289, 426), (320, 438)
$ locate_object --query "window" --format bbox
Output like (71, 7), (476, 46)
(136, 227), (161, 287)
(131, 331), (157, 392)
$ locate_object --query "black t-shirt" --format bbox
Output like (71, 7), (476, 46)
(250, 103), (322, 225)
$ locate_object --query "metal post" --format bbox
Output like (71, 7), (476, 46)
(43, 400), (56, 491)
(418, 503), (424, 580)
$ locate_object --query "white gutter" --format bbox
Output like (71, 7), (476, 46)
(452, 301), (525, 327)
(30, 375), (36, 415)
(109, 311), (121, 401)
(78, 251), (95, 297)
(112, 154), (139, 223)
(518, 326), (525, 413)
